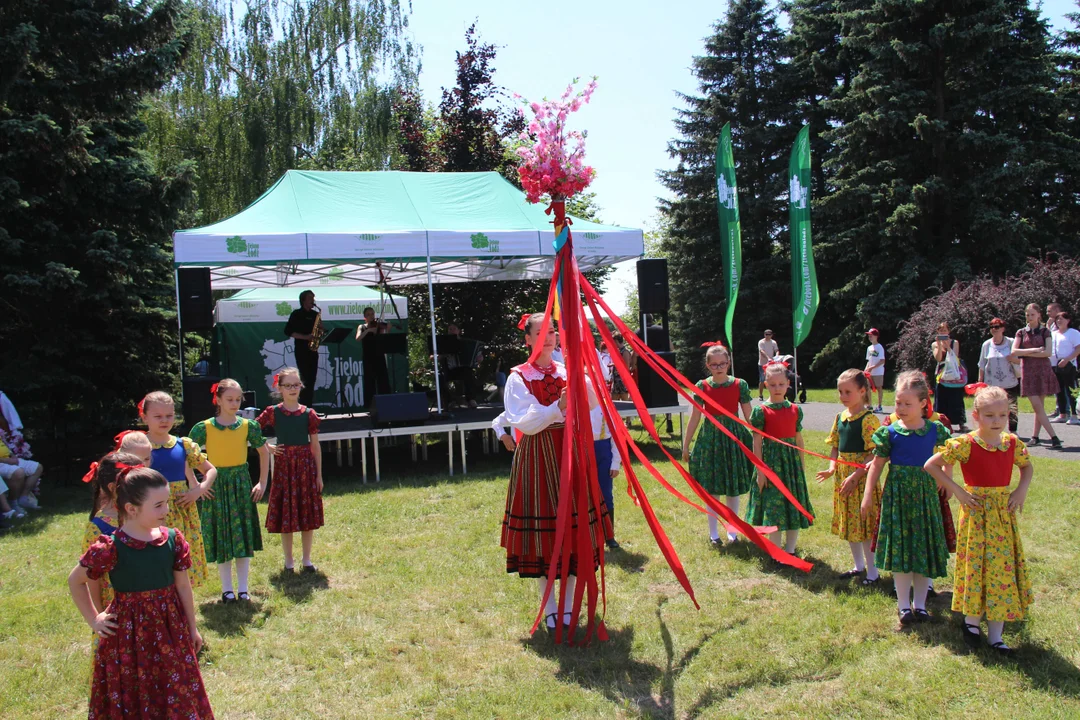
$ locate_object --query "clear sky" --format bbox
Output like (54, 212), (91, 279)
(407, 0), (1077, 314)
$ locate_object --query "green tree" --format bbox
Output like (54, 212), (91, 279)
(0, 0), (193, 432)
(812, 0), (1076, 379)
(659, 0), (794, 377)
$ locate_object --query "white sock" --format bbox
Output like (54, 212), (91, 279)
(927, 578), (934, 590)
(537, 577), (556, 616)
(863, 541), (879, 580)
(708, 512), (720, 541)
(564, 576), (577, 622)
(784, 530), (799, 554)
(768, 530), (781, 548)
(965, 615), (982, 635)
(218, 562), (234, 594)
(848, 541), (866, 572)
(894, 572), (913, 612)
(725, 496), (740, 541)
(912, 574), (930, 610)
(987, 620), (1006, 646)
(236, 557), (251, 594)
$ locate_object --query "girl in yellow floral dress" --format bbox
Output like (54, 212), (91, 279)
(924, 385), (1033, 656)
(817, 369), (881, 585)
(140, 391), (217, 588)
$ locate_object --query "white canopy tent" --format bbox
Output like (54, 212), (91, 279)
(172, 170), (645, 411)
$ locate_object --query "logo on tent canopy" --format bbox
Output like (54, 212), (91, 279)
(275, 302), (293, 317)
(471, 232), (501, 253)
(238, 302), (256, 309)
(319, 268), (346, 284)
(357, 234), (382, 242)
(226, 235), (260, 258)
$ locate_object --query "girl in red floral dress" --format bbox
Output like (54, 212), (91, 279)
(256, 367), (323, 573)
(500, 312), (611, 631)
(69, 465), (213, 719)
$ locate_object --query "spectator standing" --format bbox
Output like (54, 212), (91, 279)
(864, 328), (886, 412)
(1050, 311), (1080, 425)
(931, 322), (968, 432)
(978, 318), (1022, 432)
(757, 329), (779, 401)
(1012, 304), (1061, 448)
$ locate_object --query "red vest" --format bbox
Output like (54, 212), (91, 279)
(699, 379), (742, 415)
(763, 403), (798, 439)
(959, 436), (1015, 488)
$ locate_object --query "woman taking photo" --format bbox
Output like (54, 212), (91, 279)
(931, 323), (968, 432)
(1012, 304), (1061, 448)
(1050, 310), (1080, 425)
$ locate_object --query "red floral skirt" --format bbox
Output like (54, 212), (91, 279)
(90, 586), (213, 720)
(266, 445), (323, 534)
(500, 426), (611, 578)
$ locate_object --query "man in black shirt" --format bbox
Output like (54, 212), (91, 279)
(284, 290), (319, 407)
(355, 306), (391, 406)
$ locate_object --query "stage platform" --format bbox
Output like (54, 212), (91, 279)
(289, 401), (686, 482)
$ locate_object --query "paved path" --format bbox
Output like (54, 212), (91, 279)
(784, 402), (1080, 461)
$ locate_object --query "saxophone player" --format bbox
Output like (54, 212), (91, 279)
(355, 307), (390, 407)
(284, 290), (320, 407)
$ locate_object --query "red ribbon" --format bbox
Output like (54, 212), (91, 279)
(516, 313), (531, 331)
(136, 398), (145, 415)
(113, 430), (138, 450)
(81, 462), (99, 484)
(764, 359), (790, 369)
(863, 371), (877, 392)
(964, 382), (988, 395)
(700, 341), (725, 348)
(272, 374), (280, 388)
(210, 382), (220, 405)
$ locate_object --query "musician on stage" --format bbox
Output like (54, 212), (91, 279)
(284, 290), (319, 406)
(356, 306), (391, 407)
(442, 323), (481, 409)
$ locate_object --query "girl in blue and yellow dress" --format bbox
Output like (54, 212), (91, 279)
(190, 379), (269, 603)
(681, 344), (754, 545)
(924, 385), (1034, 655)
(817, 369), (881, 584)
(140, 391), (217, 588)
(748, 362), (814, 555)
(256, 367), (324, 572)
(862, 371), (951, 626)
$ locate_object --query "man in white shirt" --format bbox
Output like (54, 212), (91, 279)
(864, 328), (886, 412)
(757, 330), (779, 400)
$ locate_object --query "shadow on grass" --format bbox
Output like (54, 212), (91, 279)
(519, 596), (738, 720)
(269, 567), (330, 603)
(606, 547), (649, 573)
(909, 604), (1080, 697)
(198, 596), (265, 637)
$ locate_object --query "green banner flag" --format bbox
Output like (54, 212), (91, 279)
(715, 123), (741, 347)
(789, 125), (818, 348)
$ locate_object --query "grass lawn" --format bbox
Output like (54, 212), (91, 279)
(800, 388), (1046, 416)
(2, 432), (1079, 719)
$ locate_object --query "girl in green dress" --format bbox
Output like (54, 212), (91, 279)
(748, 362), (814, 554)
(681, 344), (754, 545)
(861, 371), (951, 626)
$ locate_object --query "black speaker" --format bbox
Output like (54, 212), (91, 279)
(637, 259), (669, 314)
(637, 351), (678, 408)
(371, 393), (430, 426)
(177, 267), (213, 331)
(182, 376), (219, 427)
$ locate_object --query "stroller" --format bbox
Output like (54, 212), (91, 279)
(774, 354), (807, 404)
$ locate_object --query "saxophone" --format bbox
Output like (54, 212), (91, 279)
(309, 306), (324, 351)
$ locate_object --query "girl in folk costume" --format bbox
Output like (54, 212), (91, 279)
(500, 313), (612, 631)
(862, 371), (951, 626)
(190, 379), (270, 603)
(80, 448), (150, 615)
(748, 362), (814, 554)
(681, 344), (754, 546)
(140, 392), (217, 589)
(69, 466), (214, 720)
(817, 370), (882, 584)
(924, 385), (1034, 655)
(256, 367), (324, 573)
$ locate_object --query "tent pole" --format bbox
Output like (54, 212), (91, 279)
(427, 252), (443, 414)
(174, 268), (186, 419)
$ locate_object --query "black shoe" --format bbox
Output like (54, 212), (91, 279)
(221, 591), (236, 604)
(1029, 436), (1041, 446)
(709, 537), (723, 548)
(962, 622), (982, 649)
(606, 538), (621, 550)
(1050, 437), (1063, 450)
(899, 609), (917, 626)
(301, 564), (318, 574)
(927, 586), (939, 599)
(990, 641), (1016, 657)
(913, 608), (932, 623)
(238, 591), (251, 601)
(283, 565), (295, 574)
(839, 569), (862, 579)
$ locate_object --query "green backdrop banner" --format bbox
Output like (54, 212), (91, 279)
(215, 319), (408, 412)
(715, 122), (742, 347)
(789, 125), (818, 348)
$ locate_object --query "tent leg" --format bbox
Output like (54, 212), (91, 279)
(374, 436), (381, 482)
(422, 434), (428, 461)
(448, 431), (454, 477)
(336, 439), (342, 467)
(460, 430), (467, 474)
(347, 438), (353, 467)
(361, 437), (367, 484)
(427, 253), (443, 414)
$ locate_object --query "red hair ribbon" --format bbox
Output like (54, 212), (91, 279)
(113, 429), (139, 450)
(137, 398), (145, 415)
(517, 313), (532, 331)
(272, 374), (280, 388)
(863, 371), (877, 392)
(964, 382), (989, 395)
(700, 341), (725, 348)
(765, 360), (790, 369)
(210, 382), (220, 405)
(81, 462), (99, 484)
